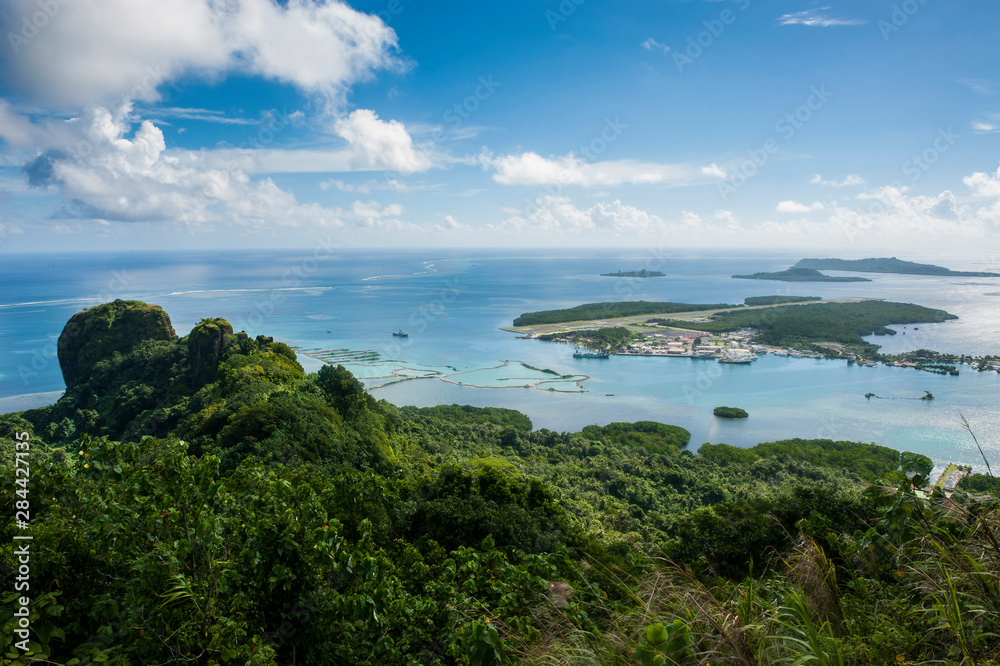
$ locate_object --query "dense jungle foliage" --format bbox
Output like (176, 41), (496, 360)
(712, 407), (749, 419)
(2, 301), (998, 665)
(537, 327), (639, 350)
(656, 301), (958, 350)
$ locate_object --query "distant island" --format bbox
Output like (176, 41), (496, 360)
(601, 269), (665, 278)
(794, 257), (1000, 278)
(714, 406), (749, 419)
(733, 268), (872, 283)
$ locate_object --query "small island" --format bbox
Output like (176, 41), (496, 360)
(601, 269), (665, 278)
(794, 257), (1000, 278)
(733, 268), (872, 283)
(714, 406), (749, 419)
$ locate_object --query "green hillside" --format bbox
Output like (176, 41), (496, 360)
(1, 300), (996, 665)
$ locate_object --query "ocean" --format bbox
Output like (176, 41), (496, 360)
(2, 247), (998, 476)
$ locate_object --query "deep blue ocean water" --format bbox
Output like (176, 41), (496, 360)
(2, 248), (998, 475)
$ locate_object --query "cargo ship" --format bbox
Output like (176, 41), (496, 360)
(718, 349), (757, 364)
(573, 348), (610, 359)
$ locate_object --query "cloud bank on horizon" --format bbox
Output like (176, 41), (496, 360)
(0, 0), (998, 251)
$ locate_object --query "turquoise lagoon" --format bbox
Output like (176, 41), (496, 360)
(1, 248), (998, 475)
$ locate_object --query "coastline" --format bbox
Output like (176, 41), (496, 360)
(504, 298), (999, 375)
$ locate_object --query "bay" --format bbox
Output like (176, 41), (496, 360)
(2, 247), (998, 476)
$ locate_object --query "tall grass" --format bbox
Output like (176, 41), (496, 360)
(511, 489), (1000, 665)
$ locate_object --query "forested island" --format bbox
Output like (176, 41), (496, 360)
(600, 269), (665, 278)
(713, 406), (749, 419)
(794, 256), (1000, 277)
(513, 300), (736, 327)
(733, 267), (872, 282)
(1, 299), (997, 664)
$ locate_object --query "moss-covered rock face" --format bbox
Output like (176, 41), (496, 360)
(187, 317), (234, 382)
(57, 300), (177, 387)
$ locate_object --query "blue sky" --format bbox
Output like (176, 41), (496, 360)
(0, 0), (998, 252)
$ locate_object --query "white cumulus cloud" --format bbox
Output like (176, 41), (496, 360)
(14, 102), (344, 229)
(487, 151), (710, 187)
(972, 120), (1000, 135)
(963, 164), (1000, 198)
(777, 8), (865, 27)
(641, 38), (670, 53)
(334, 109), (435, 173)
(701, 163), (727, 179)
(776, 200), (825, 213)
(810, 173), (865, 187)
(0, 0), (400, 109)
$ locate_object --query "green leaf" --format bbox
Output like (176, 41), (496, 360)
(646, 622), (669, 647)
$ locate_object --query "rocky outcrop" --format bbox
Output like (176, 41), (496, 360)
(187, 317), (235, 382)
(57, 300), (177, 388)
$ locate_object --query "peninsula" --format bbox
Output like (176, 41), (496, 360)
(600, 269), (665, 278)
(733, 267), (872, 282)
(794, 257), (1000, 277)
(511, 297), (968, 365)
(512, 300), (736, 327)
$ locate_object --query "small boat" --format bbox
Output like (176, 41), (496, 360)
(393, 329), (408, 337)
